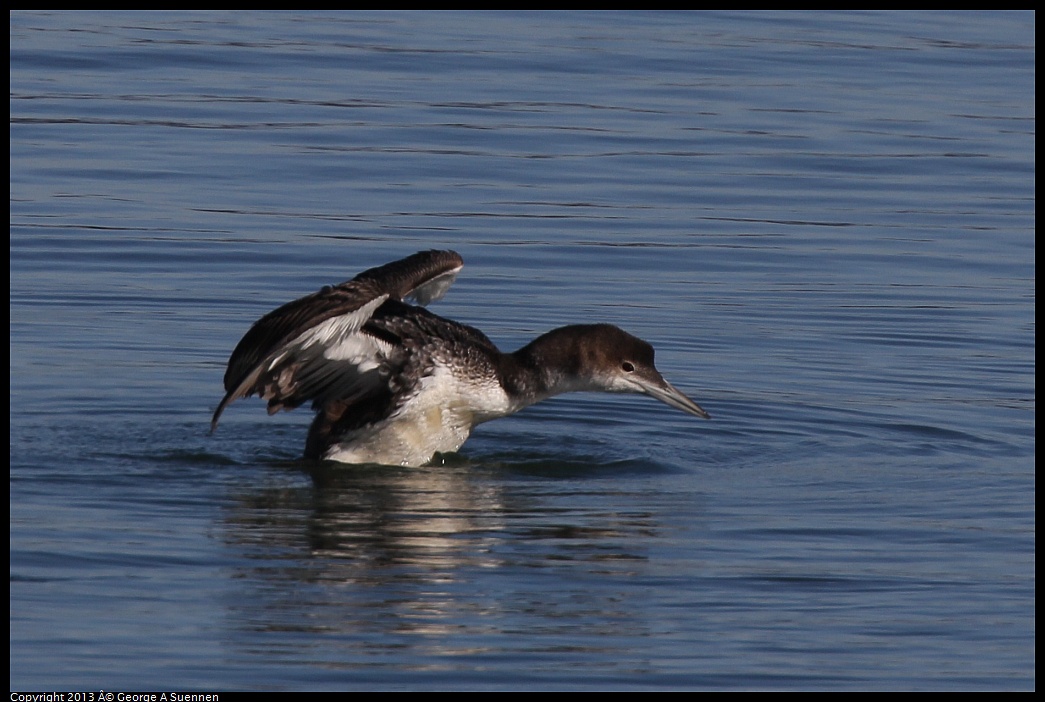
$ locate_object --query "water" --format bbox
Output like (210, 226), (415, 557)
(9, 11), (1034, 690)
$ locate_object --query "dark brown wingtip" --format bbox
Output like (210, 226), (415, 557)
(210, 383), (242, 433)
(352, 250), (463, 301)
(209, 399), (227, 434)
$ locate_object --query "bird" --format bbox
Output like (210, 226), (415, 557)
(211, 250), (709, 467)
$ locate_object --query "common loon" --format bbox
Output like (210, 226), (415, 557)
(212, 250), (709, 466)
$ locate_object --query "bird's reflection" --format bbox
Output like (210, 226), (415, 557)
(218, 456), (661, 660)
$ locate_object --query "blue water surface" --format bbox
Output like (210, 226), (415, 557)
(10, 11), (1034, 690)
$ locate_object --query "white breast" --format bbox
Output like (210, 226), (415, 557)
(322, 362), (513, 467)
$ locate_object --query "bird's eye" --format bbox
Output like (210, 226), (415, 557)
(621, 361), (635, 373)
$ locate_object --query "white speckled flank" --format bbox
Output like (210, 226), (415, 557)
(323, 364), (513, 466)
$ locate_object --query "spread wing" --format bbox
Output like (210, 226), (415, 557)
(211, 249), (464, 431)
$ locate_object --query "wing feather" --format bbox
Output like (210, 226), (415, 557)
(211, 250), (464, 431)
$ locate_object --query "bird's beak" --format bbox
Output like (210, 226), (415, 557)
(634, 373), (710, 419)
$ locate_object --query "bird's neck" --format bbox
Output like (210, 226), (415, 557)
(498, 326), (604, 410)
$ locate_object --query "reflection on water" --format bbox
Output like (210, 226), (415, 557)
(219, 462), (668, 666)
